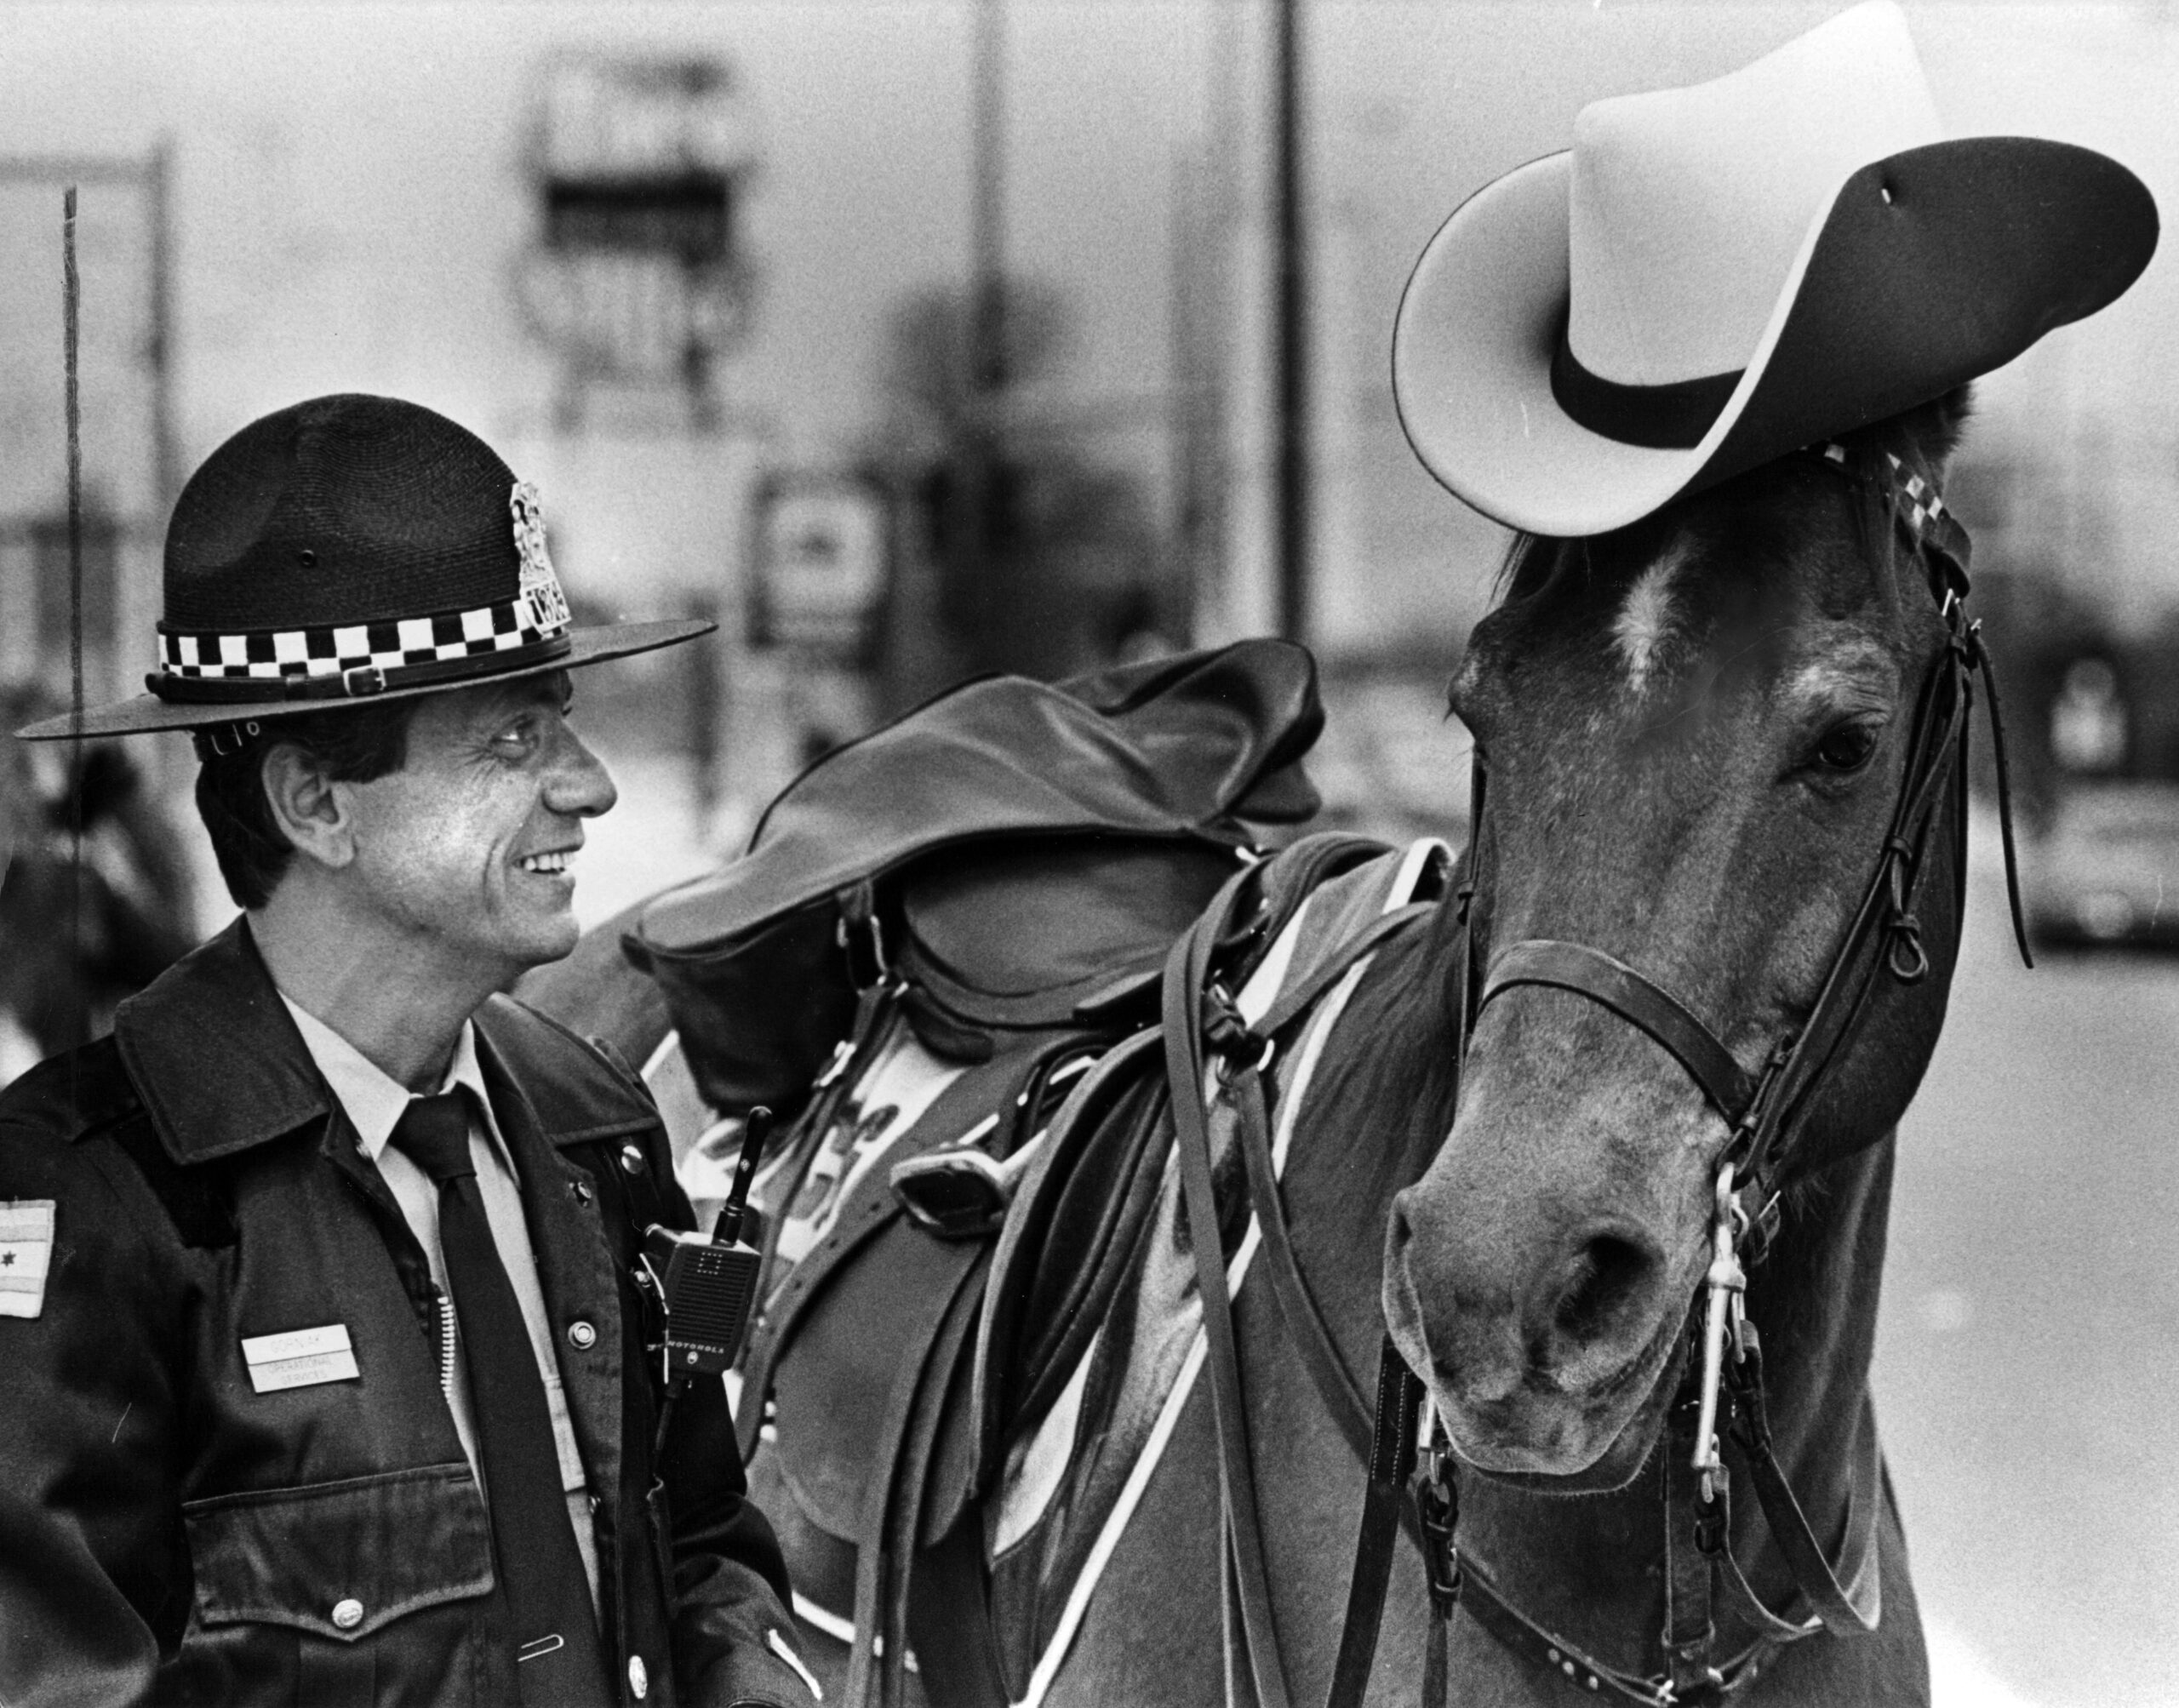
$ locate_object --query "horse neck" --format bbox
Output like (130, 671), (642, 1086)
(1278, 904), (1468, 1390)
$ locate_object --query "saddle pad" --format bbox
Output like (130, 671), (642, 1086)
(982, 838), (1449, 1702)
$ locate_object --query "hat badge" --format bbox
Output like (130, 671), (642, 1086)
(511, 481), (573, 636)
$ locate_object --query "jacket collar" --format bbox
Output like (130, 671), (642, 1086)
(115, 918), (657, 1167)
(115, 919), (332, 1164)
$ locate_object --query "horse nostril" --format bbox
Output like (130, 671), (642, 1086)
(1550, 1231), (1657, 1348)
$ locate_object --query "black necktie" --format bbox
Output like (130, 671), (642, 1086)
(390, 1092), (608, 1705)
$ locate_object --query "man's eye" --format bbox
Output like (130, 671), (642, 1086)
(1812, 721), (1879, 773)
(491, 721), (539, 756)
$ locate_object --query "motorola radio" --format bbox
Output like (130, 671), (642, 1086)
(642, 1106), (770, 1383)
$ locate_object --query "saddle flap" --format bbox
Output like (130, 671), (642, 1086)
(637, 896), (860, 1117)
(770, 1206), (982, 1542)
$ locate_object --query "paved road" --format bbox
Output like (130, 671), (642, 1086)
(1874, 827), (2179, 1707)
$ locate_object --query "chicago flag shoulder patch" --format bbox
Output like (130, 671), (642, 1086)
(0, 1200), (55, 1319)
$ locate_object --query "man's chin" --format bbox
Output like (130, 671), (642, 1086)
(483, 916), (584, 987)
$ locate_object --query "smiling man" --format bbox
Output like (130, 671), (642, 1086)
(0, 396), (817, 1708)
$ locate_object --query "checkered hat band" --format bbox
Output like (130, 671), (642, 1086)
(157, 597), (566, 682)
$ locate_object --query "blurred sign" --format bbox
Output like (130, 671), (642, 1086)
(518, 54), (758, 422)
(536, 57), (753, 177)
(750, 476), (888, 660)
(545, 174), (730, 260)
(536, 57), (752, 261)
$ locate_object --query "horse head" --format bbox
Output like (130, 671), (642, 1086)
(1384, 391), (1976, 1486)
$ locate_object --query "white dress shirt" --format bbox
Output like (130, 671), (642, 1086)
(279, 995), (600, 1604)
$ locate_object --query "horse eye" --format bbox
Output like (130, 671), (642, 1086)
(1812, 721), (1879, 773)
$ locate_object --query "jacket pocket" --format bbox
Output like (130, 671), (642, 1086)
(182, 1461), (493, 1641)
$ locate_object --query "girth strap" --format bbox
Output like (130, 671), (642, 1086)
(1164, 865), (1296, 1708)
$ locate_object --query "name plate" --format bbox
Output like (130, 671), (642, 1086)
(0, 1200), (54, 1319)
(242, 1323), (360, 1393)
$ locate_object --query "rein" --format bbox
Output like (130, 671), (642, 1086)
(1164, 441), (2030, 1708)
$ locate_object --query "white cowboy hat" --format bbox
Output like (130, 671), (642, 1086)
(1393, 0), (2159, 539)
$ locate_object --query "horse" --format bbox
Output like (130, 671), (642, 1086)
(524, 389), (2005, 1706)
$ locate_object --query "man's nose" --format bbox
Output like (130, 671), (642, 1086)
(544, 728), (617, 819)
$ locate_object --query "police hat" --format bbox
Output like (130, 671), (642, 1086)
(19, 393), (711, 740)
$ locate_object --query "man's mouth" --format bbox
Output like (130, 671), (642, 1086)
(518, 850), (573, 876)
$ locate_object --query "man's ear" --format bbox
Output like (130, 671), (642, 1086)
(260, 743), (357, 872)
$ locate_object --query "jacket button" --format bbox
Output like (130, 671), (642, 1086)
(628, 1654), (649, 1698)
(331, 1597), (363, 1630)
(620, 1143), (645, 1174)
(568, 1320), (598, 1350)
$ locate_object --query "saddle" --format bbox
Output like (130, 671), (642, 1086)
(735, 830), (1437, 1708)
(621, 639), (1468, 1704)
(626, 639), (1324, 1117)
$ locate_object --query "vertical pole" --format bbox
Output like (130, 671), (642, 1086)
(959, 0), (1008, 672)
(63, 186), (86, 1077)
(146, 141), (179, 514)
(971, 0), (1007, 403)
(1168, 151), (1200, 643)
(1273, 0), (1309, 645)
(62, 189), (83, 736)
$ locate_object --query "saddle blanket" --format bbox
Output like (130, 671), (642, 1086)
(646, 837), (1450, 1703)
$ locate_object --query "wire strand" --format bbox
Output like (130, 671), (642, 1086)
(64, 186), (84, 1107)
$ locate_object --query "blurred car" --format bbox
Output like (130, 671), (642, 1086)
(2022, 780), (2179, 951)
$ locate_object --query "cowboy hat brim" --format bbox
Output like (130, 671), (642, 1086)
(16, 617), (714, 740)
(1393, 135), (2159, 539)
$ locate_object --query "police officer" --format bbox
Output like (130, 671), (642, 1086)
(0, 395), (820, 1707)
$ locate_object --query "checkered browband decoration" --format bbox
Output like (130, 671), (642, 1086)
(1813, 440), (1972, 587)
(158, 596), (567, 685)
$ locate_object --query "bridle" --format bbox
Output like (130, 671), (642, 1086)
(1168, 438), (2033, 1708)
(1484, 443), (2025, 1241)
(1432, 439), (2032, 1700)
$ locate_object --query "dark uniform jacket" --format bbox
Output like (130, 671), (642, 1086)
(0, 922), (815, 1708)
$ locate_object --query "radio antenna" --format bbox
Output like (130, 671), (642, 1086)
(714, 1105), (772, 1244)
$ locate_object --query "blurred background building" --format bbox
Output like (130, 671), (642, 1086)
(6, 3), (2178, 871)
(2, 7), (2176, 1699)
